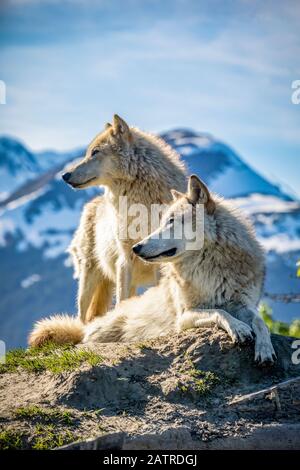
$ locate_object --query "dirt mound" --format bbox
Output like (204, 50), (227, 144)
(0, 330), (299, 449)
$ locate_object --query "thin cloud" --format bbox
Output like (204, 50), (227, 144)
(0, 0), (299, 194)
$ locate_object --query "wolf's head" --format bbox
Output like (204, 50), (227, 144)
(132, 175), (216, 263)
(62, 115), (134, 189)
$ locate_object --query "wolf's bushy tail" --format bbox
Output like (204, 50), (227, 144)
(28, 314), (84, 347)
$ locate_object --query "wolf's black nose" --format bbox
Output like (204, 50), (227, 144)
(133, 244), (142, 255)
(62, 172), (72, 182)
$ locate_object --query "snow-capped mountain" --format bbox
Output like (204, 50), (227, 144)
(0, 130), (299, 348)
(0, 137), (41, 201)
(0, 136), (80, 203)
(162, 130), (291, 200)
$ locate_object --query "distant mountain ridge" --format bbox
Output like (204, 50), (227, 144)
(0, 136), (83, 203)
(162, 129), (292, 200)
(0, 130), (299, 348)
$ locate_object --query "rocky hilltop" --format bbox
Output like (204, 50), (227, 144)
(0, 330), (299, 450)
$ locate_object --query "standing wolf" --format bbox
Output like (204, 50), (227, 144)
(29, 175), (276, 364)
(63, 115), (186, 323)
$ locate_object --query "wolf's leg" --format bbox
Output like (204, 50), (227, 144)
(252, 314), (276, 364)
(85, 276), (114, 323)
(154, 266), (161, 286)
(235, 307), (276, 364)
(78, 266), (101, 323)
(129, 286), (136, 297)
(178, 309), (253, 344)
(116, 256), (132, 303)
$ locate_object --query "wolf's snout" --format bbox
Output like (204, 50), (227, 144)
(62, 172), (72, 183)
(132, 244), (143, 255)
(133, 242), (178, 262)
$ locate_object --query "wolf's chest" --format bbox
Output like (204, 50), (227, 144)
(171, 262), (233, 312)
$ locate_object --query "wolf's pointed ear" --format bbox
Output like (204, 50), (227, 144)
(105, 122), (112, 130)
(187, 175), (215, 215)
(112, 114), (131, 140)
(171, 189), (184, 201)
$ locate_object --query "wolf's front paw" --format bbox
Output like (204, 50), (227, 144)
(228, 319), (254, 344)
(255, 339), (277, 365)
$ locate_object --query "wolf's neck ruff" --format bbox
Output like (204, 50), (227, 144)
(108, 129), (186, 203)
(103, 128), (187, 243)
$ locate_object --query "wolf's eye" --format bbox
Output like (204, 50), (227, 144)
(91, 148), (99, 157)
(168, 217), (175, 225)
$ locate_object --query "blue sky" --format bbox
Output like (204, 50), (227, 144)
(0, 0), (300, 196)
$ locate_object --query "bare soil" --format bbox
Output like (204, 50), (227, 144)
(0, 329), (299, 449)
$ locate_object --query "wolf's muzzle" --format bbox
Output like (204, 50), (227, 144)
(132, 244), (143, 255)
(133, 245), (177, 261)
(62, 174), (97, 188)
(62, 172), (72, 183)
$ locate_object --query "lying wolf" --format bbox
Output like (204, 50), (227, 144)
(62, 115), (186, 323)
(29, 175), (276, 364)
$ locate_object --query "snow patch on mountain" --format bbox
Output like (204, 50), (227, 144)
(233, 194), (300, 214)
(0, 182), (93, 258)
(0, 136), (80, 202)
(1, 187), (47, 214)
(164, 129), (291, 200)
(0, 137), (40, 198)
(233, 195), (300, 255)
(0, 218), (15, 246)
(21, 274), (41, 289)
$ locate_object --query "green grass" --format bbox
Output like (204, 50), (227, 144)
(260, 304), (300, 338)
(0, 425), (76, 450)
(188, 369), (220, 395)
(179, 369), (220, 396)
(0, 430), (24, 450)
(1, 405), (78, 450)
(15, 405), (74, 425)
(32, 425), (75, 450)
(0, 342), (103, 374)
(178, 356), (220, 397)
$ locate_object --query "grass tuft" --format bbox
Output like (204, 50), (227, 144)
(0, 342), (103, 374)
(1, 404), (78, 450)
(15, 405), (74, 425)
(189, 369), (220, 395)
(178, 356), (220, 397)
(0, 425), (76, 450)
(0, 430), (24, 450)
(136, 342), (151, 351)
(32, 425), (75, 450)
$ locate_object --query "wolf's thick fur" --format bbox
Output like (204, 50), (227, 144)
(29, 176), (276, 364)
(65, 115), (186, 323)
